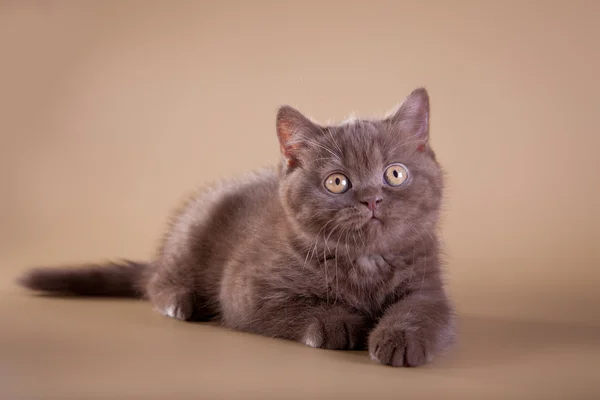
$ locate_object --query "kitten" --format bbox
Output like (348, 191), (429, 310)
(18, 88), (455, 367)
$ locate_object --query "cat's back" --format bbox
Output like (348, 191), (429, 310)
(159, 166), (281, 261)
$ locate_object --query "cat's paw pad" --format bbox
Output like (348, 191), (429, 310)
(301, 313), (364, 350)
(369, 326), (434, 367)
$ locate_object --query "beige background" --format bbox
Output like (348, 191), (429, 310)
(1, 1), (599, 399)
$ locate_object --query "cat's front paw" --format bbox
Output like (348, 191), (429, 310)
(301, 312), (365, 350)
(368, 325), (434, 367)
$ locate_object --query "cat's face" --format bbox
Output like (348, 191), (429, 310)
(278, 89), (444, 256)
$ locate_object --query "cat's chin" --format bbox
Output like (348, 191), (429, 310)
(367, 217), (382, 226)
(361, 217), (384, 237)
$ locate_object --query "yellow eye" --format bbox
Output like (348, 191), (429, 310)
(384, 164), (409, 187)
(324, 173), (351, 194)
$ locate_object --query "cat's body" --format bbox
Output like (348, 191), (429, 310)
(19, 88), (455, 367)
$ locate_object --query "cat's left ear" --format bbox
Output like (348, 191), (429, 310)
(386, 88), (430, 149)
(276, 105), (322, 169)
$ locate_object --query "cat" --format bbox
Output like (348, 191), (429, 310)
(18, 88), (455, 367)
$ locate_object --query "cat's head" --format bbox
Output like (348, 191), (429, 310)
(277, 88), (444, 256)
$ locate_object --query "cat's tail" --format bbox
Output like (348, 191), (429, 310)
(17, 260), (149, 298)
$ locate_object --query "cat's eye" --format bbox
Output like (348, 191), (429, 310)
(324, 173), (351, 194)
(384, 164), (409, 187)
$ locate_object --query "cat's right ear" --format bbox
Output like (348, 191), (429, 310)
(276, 105), (321, 169)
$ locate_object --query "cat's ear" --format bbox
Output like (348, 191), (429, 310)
(386, 88), (430, 149)
(276, 105), (321, 169)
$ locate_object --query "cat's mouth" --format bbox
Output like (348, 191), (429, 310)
(365, 211), (383, 225)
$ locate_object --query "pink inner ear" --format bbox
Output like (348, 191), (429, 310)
(277, 121), (301, 167)
(417, 144), (426, 152)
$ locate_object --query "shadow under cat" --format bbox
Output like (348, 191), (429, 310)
(254, 313), (599, 370)
(26, 293), (600, 371)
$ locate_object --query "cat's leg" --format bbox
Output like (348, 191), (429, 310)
(241, 302), (368, 350)
(144, 185), (230, 321)
(144, 258), (216, 322)
(368, 286), (455, 367)
(145, 264), (195, 321)
(220, 275), (369, 349)
(297, 304), (369, 350)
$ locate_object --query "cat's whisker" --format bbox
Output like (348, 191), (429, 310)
(350, 231), (360, 253)
(311, 157), (340, 163)
(292, 135), (342, 161)
(326, 127), (343, 154)
(305, 219), (334, 271)
(387, 137), (428, 154)
(323, 242), (329, 305)
(332, 223), (352, 304)
(404, 210), (436, 242)
(322, 220), (346, 305)
(344, 229), (353, 269)
(357, 228), (366, 250)
(420, 253), (427, 292)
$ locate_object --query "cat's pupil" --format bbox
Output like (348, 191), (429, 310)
(335, 177), (340, 185)
(393, 170), (399, 178)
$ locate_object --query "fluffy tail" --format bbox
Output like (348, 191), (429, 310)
(17, 260), (148, 297)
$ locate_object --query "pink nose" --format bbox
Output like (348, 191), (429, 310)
(361, 196), (383, 211)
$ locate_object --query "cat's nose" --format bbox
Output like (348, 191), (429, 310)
(360, 196), (383, 211)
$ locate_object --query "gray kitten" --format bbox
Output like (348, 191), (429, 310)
(19, 88), (455, 367)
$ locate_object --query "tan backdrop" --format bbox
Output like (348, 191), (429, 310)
(1, 1), (598, 399)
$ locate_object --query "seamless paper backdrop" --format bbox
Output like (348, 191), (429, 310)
(1, 1), (599, 325)
(1, 0), (599, 335)
(1, 1), (599, 399)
